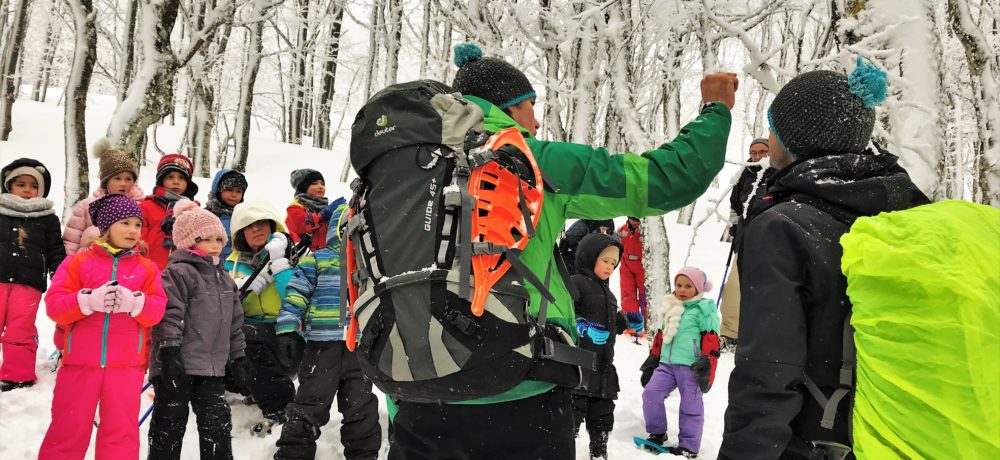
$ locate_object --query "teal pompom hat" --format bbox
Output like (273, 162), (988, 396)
(452, 43), (536, 110)
(768, 56), (888, 160)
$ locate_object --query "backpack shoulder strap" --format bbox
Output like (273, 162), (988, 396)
(802, 311), (856, 431)
(778, 193), (859, 432)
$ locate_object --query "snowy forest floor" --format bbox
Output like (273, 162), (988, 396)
(0, 96), (739, 459)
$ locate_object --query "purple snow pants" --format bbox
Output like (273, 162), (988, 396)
(642, 363), (704, 452)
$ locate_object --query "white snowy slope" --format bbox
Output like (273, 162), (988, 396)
(0, 96), (738, 459)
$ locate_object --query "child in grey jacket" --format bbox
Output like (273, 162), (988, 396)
(148, 199), (253, 460)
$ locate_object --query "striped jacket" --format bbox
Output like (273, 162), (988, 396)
(276, 199), (348, 341)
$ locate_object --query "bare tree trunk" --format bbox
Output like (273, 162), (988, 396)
(642, 216), (671, 311)
(539, 0), (566, 142)
(437, 4), (452, 83)
(287, 0), (309, 144)
(232, 0), (273, 171)
(117, 0), (139, 102)
(62, 0), (97, 221)
(948, 0), (1000, 206)
(107, 0), (182, 161)
(313, 3), (344, 149)
(0, 0), (31, 140)
(0, 0), (9, 44)
(363, 0), (383, 100)
(31, 0), (60, 102)
(419, 0), (432, 79)
(383, 0), (402, 85)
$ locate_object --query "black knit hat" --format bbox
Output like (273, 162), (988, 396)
(217, 170), (248, 193)
(290, 169), (324, 194)
(769, 57), (887, 160)
(452, 43), (536, 110)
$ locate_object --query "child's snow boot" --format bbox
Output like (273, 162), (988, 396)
(667, 446), (698, 458)
(0, 380), (35, 392)
(589, 430), (610, 459)
(642, 433), (667, 453)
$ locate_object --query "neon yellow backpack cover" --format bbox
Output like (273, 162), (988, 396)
(841, 200), (1000, 459)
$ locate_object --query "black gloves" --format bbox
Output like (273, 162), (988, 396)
(229, 356), (254, 395)
(159, 346), (188, 388)
(690, 356), (712, 393)
(639, 354), (659, 388)
(275, 333), (305, 370)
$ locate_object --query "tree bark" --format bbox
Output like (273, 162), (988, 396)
(117, 0), (139, 102)
(383, 0), (402, 85)
(287, 0), (310, 144)
(0, 0), (32, 140)
(31, 0), (60, 102)
(232, 0), (274, 171)
(106, 0), (182, 162)
(539, 0), (566, 142)
(363, 0), (383, 101)
(313, 3), (344, 150)
(948, 0), (1000, 206)
(62, 0), (97, 221)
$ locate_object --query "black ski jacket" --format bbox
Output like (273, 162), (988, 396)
(571, 233), (627, 399)
(730, 164), (777, 242)
(0, 159), (65, 292)
(719, 150), (929, 459)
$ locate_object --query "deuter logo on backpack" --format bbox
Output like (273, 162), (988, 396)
(372, 113), (396, 137)
(342, 80), (594, 403)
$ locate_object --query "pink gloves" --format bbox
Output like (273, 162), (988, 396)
(77, 281), (119, 316)
(77, 281), (146, 317)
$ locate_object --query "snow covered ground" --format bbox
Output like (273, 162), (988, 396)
(0, 96), (739, 459)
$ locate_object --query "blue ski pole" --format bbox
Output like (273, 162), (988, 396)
(716, 245), (736, 306)
(138, 381), (154, 426)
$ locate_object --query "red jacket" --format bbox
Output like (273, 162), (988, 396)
(140, 190), (172, 269)
(140, 187), (198, 269)
(286, 200), (327, 252)
(617, 222), (645, 315)
(45, 244), (167, 368)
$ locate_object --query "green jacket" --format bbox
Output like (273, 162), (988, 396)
(462, 96), (731, 403)
(658, 298), (720, 366)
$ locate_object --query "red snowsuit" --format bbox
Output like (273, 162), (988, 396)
(618, 222), (646, 318)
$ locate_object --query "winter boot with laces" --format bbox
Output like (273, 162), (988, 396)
(667, 446), (699, 458)
(588, 430), (610, 459)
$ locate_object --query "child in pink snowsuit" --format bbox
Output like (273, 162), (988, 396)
(39, 193), (166, 460)
(0, 159), (66, 391)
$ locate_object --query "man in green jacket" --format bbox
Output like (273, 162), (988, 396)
(387, 44), (736, 460)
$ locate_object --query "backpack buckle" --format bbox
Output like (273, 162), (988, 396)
(350, 178), (363, 193)
(471, 242), (507, 255)
(444, 309), (481, 336)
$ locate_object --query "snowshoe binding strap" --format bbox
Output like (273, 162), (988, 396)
(467, 128), (545, 316)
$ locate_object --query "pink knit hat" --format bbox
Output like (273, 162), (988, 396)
(171, 199), (227, 250)
(675, 266), (713, 294)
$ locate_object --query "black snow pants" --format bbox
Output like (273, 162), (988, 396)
(274, 341), (381, 460)
(244, 323), (296, 418)
(148, 376), (232, 460)
(571, 394), (616, 434)
(389, 387), (575, 460)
